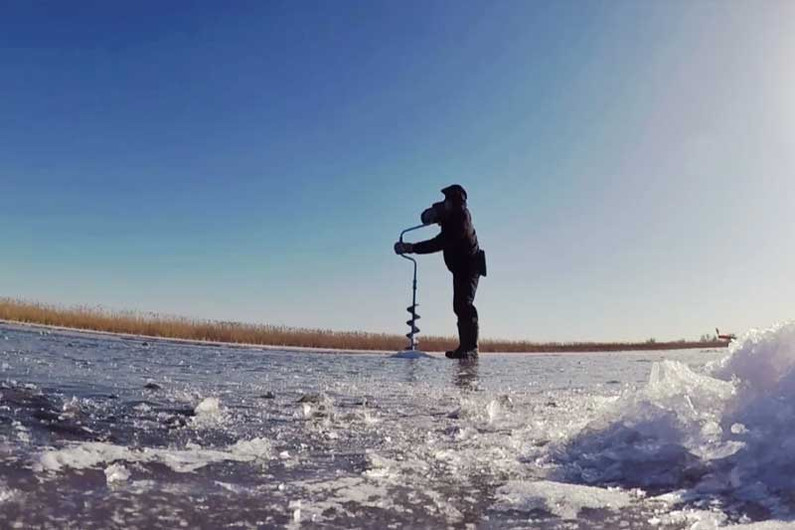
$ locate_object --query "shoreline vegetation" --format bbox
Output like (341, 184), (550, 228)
(0, 298), (728, 353)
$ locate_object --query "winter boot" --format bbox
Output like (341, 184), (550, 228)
(445, 321), (465, 358)
(469, 319), (479, 355)
(445, 321), (479, 359)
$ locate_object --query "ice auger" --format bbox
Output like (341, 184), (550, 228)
(396, 224), (427, 354)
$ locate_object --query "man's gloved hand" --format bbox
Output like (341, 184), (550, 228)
(394, 241), (414, 254)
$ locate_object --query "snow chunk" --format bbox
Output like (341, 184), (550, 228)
(494, 480), (634, 520)
(192, 396), (224, 426)
(104, 463), (130, 485)
(37, 438), (273, 474)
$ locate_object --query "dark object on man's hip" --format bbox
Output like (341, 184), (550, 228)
(477, 249), (487, 277)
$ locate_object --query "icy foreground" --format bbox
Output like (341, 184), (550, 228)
(2, 324), (795, 528)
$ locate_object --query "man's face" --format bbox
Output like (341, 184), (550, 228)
(420, 198), (453, 225)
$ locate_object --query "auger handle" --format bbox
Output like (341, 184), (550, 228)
(399, 224), (427, 242)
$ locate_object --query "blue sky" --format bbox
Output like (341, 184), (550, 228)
(2, 1), (794, 342)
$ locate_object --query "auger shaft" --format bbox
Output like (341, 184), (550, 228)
(398, 224), (427, 351)
(405, 257), (420, 350)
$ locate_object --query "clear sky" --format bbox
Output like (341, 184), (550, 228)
(2, 1), (794, 342)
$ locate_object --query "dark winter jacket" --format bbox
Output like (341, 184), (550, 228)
(413, 204), (481, 274)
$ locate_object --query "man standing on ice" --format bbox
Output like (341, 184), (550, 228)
(394, 184), (486, 359)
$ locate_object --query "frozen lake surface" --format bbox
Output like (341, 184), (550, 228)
(2, 322), (795, 529)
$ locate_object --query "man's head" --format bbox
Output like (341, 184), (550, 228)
(441, 184), (467, 205)
(421, 184), (468, 225)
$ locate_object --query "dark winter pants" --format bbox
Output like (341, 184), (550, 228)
(453, 271), (479, 350)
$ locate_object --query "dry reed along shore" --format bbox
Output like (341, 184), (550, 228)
(0, 298), (728, 353)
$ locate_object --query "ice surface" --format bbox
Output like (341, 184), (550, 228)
(4, 321), (795, 527)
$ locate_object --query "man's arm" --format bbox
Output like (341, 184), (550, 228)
(412, 233), (444, 254)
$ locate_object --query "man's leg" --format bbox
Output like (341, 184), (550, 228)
(463, 272), (479, 351)
(449, 271), (480, 358)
